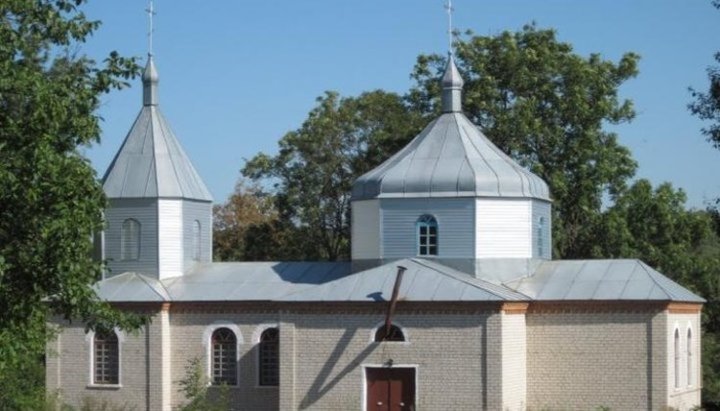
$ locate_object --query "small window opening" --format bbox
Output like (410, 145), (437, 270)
(211, 328), (237, 385)
(674, 328), (680, 389)
(192, 220), (201, 261)
(416, 215), (438, 256)
(687, 328), (693, 386)
(121, 219), (140, 261)
(94, 330), (119, 385)
(259, 328), (279, 386)
(537, 217), (545, 256)
(375, 324), (405, 342)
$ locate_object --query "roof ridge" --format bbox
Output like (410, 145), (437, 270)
(411, 258), (528, 300)
(135, 272), (170, 301)
(636, 260), (677, 300)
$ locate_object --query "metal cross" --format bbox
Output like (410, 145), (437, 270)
(444, 0), (454, 54)
(146, 0), (156, 55)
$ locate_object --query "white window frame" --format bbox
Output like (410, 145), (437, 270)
(202, 322), (242, 387)
(369, 321), (410, 345)
(416, 215), (438, 257)
(85, 328), (125, 388)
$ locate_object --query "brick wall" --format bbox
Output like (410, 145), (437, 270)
(47, 317), (156, 410)
(526, 310), (661, 410)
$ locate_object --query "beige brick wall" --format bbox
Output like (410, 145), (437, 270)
(48, 303), (698, 411)
(288, 311), (491, 411)
(168, 310), (281, 411)
(47, 318), (156, 410)
(526, 310), (663, 411)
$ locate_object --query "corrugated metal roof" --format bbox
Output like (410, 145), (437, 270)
(101, 56), (213, 201)
(505, 259), (705, 303)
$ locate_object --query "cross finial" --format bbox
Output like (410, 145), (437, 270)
(146, 0), (156, 55)
(444, 0), (454, 55)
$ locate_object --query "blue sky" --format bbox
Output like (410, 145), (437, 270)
(79, 1), (720, 208)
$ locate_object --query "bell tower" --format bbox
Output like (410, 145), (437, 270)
(100, 55), (213, 280)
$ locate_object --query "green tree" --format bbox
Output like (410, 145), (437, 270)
(409, 25), (639, 259)
(689, 1), (720, 150)
(243, 90), (424, 261)
(213, 178), (279, 261)
(0, 0), (144, 406)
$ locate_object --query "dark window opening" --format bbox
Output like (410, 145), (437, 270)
(259, 328), (279, 386)
(212, 328), (237, 385)
(375, 324), (405, 342)
(94, 330), (119, 384)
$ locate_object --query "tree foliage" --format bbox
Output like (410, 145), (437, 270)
(0, 0), (144, 405)
(243, 90), (423, 260)
(213, 178), (279, 261)
(409, 25), (640, 258)
(689, 0), (720, 150)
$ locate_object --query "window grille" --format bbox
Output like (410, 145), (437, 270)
(259, 328), (279, 386)
(212, 328), (237, 385)
(94, 330), (119, 384)
(416, 215), (438, 256)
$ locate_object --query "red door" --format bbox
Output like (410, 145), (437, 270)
(366, 368), (415, 411)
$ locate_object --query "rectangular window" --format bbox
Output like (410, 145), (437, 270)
(94, 332), (119, 385)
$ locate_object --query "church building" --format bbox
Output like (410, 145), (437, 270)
(46, 52), (704, 410)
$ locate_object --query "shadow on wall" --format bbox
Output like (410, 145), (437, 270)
(299, 326), (378, 409)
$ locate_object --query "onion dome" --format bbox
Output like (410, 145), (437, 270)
(352, 56), (550, 201)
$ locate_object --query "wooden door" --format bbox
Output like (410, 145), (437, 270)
(366, 368), (415, 411)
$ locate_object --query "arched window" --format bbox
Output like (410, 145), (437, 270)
(94, 330), (119, 385)
(674, 328), (680, 389)
(121, 219), (140, 260)
(259, 328), (279, 386)
(416, 215), (438, 256)
(374, 324), (405, 342)
(537, 217), (545, 256)
(211, 328), (237, 385)
(687, 328), (693, 386)
(192, 220), (201, 261)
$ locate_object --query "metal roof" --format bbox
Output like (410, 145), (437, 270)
(280, 258), (527, 302)
(505, 259), (705, 303)
(94, 259), (703, 304)
(352, 112), (551, 201)
(352, 57), (550, 201)
(101, 55), (213, 201)
(94, 272), (170, 302)
(161, 262), (351, 301)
